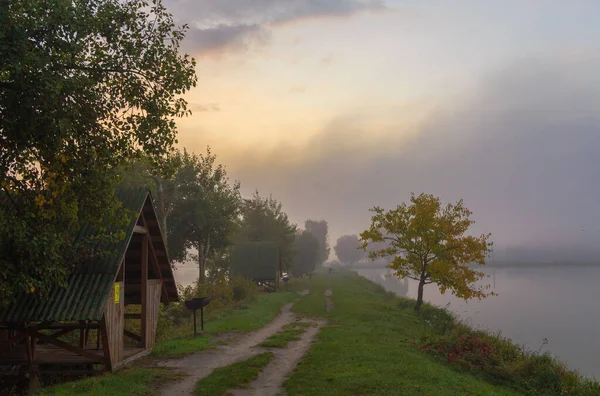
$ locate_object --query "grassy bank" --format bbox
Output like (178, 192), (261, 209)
(37, 287), (300, 396)
(38, 271), (599, 395)
(283, 270), (599, 396)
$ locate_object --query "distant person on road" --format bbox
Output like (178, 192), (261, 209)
(328, 267), (332, 274)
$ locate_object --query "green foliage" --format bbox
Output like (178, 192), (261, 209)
(236, 191), (297, 268)
(0, 0), (196, 304)
(360, 193), (494, 310)
(305, 219), (330, 265)
(291, 230), (320, 276)
(334, 234), (365, 265)
(167, 148), (242, 281)
(116, 153), (182, 238)
(193, 352), (274, 396)
(411, 304), (600, 395)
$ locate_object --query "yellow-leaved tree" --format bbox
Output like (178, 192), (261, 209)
(359, 193), (494, 311)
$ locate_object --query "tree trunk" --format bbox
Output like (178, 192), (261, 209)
(414, 278), (425, 312)
(197, 237), (210, 284)
(198, 242), (205, 284)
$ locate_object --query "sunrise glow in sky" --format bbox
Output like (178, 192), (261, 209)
(164, 0), (600, 250)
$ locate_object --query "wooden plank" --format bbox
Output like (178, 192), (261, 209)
(0, 344), (105, 365)
(147, 235), (169, 303)
(145, 281), (162, 349)
(49, 328), (76, 339)
(124, 313), (142, 320)
(39, 323), (99, 330)
(100, 318), (112, 370)
(123, 329), (141, 343)
(32, 331), (105, 363)
(141, 234), (148, 348)
(133, 225), (148, 234)
(102, 281), (124, 368)
(116, 348), (151, 370)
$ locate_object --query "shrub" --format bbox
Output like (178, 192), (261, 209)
(410, 302), (600, 395)
(154, 276), (260, 341)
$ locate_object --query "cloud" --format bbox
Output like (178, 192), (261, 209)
(166, 0), (386, 55)
(319, 52), (336, 66)
(189, 102), (221, 112)
(289, 86), (307, 94)
(226, 55), (600, 249)
(182, 24), (271, 56)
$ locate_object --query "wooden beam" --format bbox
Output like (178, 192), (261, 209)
(138, 210), (169, 304)
(147, 233), (169, 303)
(48, 328), (76, 339)
(123, 329), (141, 343)
(125, 249), (166, 259)
(99, 317), (112, 370)
(43, 323), (99, 330)
(32, 331), (105, 363)
(133, 225), (148, 234)
(124, 313), (142, 320)
(141, 234), (148, 348)
(117, 348), (151, 369)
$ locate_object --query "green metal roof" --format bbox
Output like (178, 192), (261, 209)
(0, 188), (168, 324)
(231, 242), (280, 280)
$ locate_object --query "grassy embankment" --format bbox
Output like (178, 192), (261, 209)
(40, 271), (600, 395)
(37, 282), (305, 396)
(196, 270), (600, 395)
(281, 270), (600, 396)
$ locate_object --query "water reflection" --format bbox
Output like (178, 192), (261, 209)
(356, 266), (600, 379)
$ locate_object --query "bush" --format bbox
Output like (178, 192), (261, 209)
(154, 276), (260, 341)
(409, 303), (600, 395)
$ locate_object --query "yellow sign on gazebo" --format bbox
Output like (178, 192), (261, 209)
(114, 283), (120, 304)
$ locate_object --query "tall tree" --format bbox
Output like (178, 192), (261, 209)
(360, 193), (494, 311)
(292, 230), (320, 276)
(117, 154), (182, 244)
(236, 192), (297, 269)
(334, 234), (365, 266)
(167, 148), (242, 284)
(0, 0), (196, 304)
(305, 219), (330, 266)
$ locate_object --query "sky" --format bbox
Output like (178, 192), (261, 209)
(163, 0), (600, 256)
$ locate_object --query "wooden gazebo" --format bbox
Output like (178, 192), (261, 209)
(0, 189), (178, 389)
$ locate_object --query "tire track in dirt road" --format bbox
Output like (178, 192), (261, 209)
(158, 289), (312, 396)
(228, 319), (325, 396)
(227, 287), (333, 396)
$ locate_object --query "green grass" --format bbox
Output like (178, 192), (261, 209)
(283, 271), (521, 396)
(37, 367), (183, 396)
(152, 291), (297, 358)
(193, 352), (273, 396)
(291, 275), (329, 318)
(259, 328), (305, 348)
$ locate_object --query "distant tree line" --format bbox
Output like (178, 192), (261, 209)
(119, 148), (330, 284)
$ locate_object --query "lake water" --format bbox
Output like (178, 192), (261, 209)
(356, 266), (600, 379)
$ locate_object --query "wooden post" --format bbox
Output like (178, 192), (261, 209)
(100, 317), (112, 371)
(26, 331), (39, 395)
(141, 235), (148, 348)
